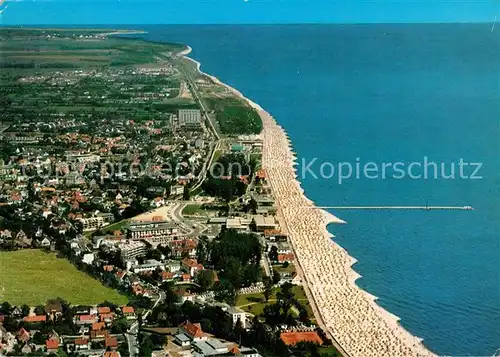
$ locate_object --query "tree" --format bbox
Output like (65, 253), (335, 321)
(200, 318), (213, 333)
(138, 333), (154, 357)
(118, 342), (130, 357)
(56, 348), (69, 357)
(129, 295), (152, 310)
(195, 237), (209, 265)
(195, 270), (215, 291)
(111, 316), (129, 334)
(34, 305), (45, 315)
(272, 269), (281, 285)
(32, 331), (46, 345)
(1, 301), (12, 314)
(277, 283), (296, 320)
(209, 230), (262, 288)
(268, 245), (278, 263)
(262, 304), (281, 327)
(248, 198), (258, 214)
(182, 185), (190, 201)
(21, 304), (30, 317)
(157, 244), (172, 259)
(160, 282), (179, 305)
(145, 248), (162, 261)
(215, 280), (236, 305)
(263, 276), (273, 303)
(2, 316), (18, 332)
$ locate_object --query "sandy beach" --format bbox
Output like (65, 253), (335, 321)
(182, 49), (437, 357)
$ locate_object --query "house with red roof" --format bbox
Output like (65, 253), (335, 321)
(103, 352), (120, 357)
(161, 271), (175, 282)
(171, 239), (197, 258)
(76, 314), (98, 325)
(228, 345), (240, 355)
(180, 321), (207, 342)
(181, 258), (204, 276)
(279, 331), (323, 346)
(256, 169), (267, 180)
(23, 315), (47, 323)
(121, 306), (136, 319)
(176, 289), (195, 304)
(16, 328), (30, 344)
(97, 307), (111, 314)
(103, 265), (114, 272)
(45, 338), (59, 353)
(105, 336), (118, 350)
(99, 313), (115, 323)
(92, 322), (106, 332)
(72, 338), (90, 351)
(277, 253), (295, 264)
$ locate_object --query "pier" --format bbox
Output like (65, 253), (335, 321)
(311, 206), (474, 211)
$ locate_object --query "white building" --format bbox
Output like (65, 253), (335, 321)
(132, 259), (164, 273)
(227, 306), (246, 329)
(82, 253), (95, 265)
(78, 216), (110, 232)
(178, 109), (202, 128)
(170, 184), (184, 196)
(128, 221), (179, 244)
(118, 240), (147, 262)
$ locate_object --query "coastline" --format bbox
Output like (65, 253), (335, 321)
(102, 30), (148, 36)
(181, 47), (436, 357)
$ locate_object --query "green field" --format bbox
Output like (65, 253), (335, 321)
(0, 250), (128, 306)
(182, 204), (203, 216)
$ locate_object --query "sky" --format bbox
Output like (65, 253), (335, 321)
(0, 0), (499, 25)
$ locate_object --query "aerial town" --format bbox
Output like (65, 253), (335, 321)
(0, 29), (338, 357)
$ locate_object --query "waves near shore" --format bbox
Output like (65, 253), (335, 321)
(181, 48), (436, 357)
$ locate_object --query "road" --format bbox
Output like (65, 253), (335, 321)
(159, 51), (222, 191)
(125, 321), (139, 357)
(168, 201), (208, 238)
(191, 140), (220, 192)
(169, 52), (219, 140)
(126, 291), (166, 357)
(257, 235), (272, 277)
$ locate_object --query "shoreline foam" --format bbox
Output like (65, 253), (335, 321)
(181, 47), (436, 357)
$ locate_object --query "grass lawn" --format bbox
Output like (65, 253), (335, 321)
(181, 204), (203, 216)
(0, 250), (128, 306)
(250, 153), (261, 165)
(317, 346), (341, 356)
(102, 219), (130, 232)
(236, 285), (311, 317)
(213, 149), (223, 163)
(272, 263), (296, 274)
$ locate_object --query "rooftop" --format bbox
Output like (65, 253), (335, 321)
(279, 331), (323, 346)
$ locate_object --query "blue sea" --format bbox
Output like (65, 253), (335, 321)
(135, 24), (500, 356)
(134, 24), (498, 355)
